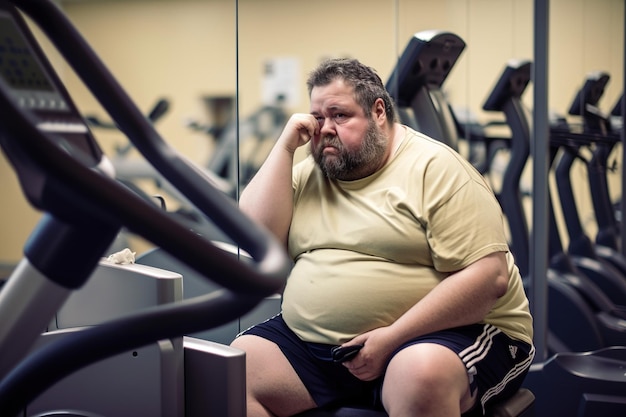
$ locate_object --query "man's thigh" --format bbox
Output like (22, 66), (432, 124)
(232, 335), (317, 416)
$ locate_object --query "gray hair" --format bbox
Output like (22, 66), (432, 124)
(306, 58), (396, 124)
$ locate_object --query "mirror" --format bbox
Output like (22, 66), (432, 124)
(0, 0), (623, 263)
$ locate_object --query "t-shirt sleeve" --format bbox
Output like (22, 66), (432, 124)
(423, 168), (510, 272)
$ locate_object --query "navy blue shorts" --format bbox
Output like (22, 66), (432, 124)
(238, 314), (534, 415)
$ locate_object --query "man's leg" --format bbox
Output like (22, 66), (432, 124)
(231, 334), (317, 417)
(380, 343), (475, 417)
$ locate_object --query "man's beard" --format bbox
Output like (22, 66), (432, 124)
(311, 119), (388, 181)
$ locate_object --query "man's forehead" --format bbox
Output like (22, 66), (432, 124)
(310, 82), (357, 111)
(311, 78), (353, 95)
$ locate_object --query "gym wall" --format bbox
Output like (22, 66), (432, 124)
(0, 0), (623, 263)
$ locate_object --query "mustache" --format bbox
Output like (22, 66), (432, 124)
(320, 135), (342, 149)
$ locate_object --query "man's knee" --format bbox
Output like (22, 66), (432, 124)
(381, 343), (474, 414)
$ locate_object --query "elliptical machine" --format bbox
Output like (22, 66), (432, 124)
(0, 1), (291, 416)
(479, 58), (626, 417)
(565, 72), (626, 276)
(385, 30), (465, 152)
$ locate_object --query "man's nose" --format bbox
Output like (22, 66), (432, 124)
(319, 117), (336, 136)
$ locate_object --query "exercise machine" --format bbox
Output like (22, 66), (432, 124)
(482, 59), (533, 279)
(386, 30), (465, 152)
(136, 246), (282, 345)
(480, 58), (626, 416)
(545, 71), (626, 306)
(0, 1), (291, 416)
(551, 127), (626, 306)
(199, 98), (288, 190)
(386, 29), (511, 180)
(566, 72), (626, 276)
(86, 92), (238, 247)
(483, 59), (626, 349)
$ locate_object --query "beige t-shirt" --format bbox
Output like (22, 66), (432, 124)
(282, 127), (533, 346)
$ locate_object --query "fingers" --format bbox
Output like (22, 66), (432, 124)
(341, 353), (375, 381)
(340, 341), (384, 382)
(344, 361), (379, 382)
(288, 113), (318, 145)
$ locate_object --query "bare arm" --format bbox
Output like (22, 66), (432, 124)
(345, 251), (510, 380)
(388, 251), (509, 337)
(239, 113), (319, 245)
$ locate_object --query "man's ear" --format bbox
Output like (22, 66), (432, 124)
(372, 98), (386, 124)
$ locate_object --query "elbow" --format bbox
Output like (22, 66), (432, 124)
(489, 251), (510, 299)
(493, 272), (509, 299)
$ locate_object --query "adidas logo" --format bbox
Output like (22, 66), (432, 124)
(509, 345), (518, 359)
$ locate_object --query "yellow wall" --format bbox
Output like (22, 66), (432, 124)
(0, 0), (623, 263)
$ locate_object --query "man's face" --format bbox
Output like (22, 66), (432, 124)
(309, 79), (388, 181)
